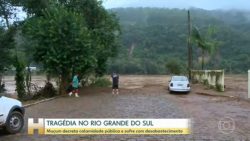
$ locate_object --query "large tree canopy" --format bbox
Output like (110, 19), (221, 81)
(59, 0), (120, 76)
(23, 6), (94, 75)
(191, 26), (219, 70)
(0, 0), (17, 73)
(0, 0), (15, 27)
(0, 26), (15, 72)
(22, 0), (120, 94)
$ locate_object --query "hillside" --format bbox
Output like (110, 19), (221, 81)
(107, 8), (250, 74)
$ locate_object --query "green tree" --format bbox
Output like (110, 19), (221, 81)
(23, 6), (96, 94)
(21, 0), (120, 93)
(0, 0), (17, 28)
(21, 0), (120, 77)
(20, 0), (50, 17)
(0, 0), (17, 90)
(165, 59), (185, 75)
(191, 26), (218, 70)
(0, 26), (16, 91)
(14, 32), (35, 94)
(60, 0), (120, 76)
(14, 56), (26, 100)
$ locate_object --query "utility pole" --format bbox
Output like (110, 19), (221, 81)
(187, 10), (192, 81)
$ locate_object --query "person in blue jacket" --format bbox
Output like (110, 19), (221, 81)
(70, 73), (80, 97)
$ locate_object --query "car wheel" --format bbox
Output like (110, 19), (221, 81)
(4, 111), (24, 134)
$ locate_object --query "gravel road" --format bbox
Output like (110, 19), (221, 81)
(1, 75), (250, 140)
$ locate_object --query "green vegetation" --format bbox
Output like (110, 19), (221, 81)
(216, 84), (223, 92)
(90, 77), (112, 87)
(203, 79), (209, 85)
(14, 57), (26, 100)
(0, 26), (15, 91)
(1, 2), (250, 96)
(33, 82), (57, 100)
(23, 5), (95, 94)
(191, 26), (219, 70)
(165, 58), (186, 75)
(0, 0), (19, 93)
(21, 0), (120, 94)
(1, 0), (120, 95)
(107, 8), (250, 74)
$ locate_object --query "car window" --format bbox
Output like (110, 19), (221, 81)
(172, 76), (187, 81)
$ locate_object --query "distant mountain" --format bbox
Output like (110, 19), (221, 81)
(107, 8), (250, 74)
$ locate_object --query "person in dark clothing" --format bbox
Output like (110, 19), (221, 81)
(66, 82), (73, 96)
(111, 72), (119, 95)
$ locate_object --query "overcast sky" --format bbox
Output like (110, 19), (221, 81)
(102, 0), (250, 10)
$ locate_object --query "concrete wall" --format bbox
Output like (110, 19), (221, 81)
(248, 70), (250, 98)
(191, 70), (224, 92)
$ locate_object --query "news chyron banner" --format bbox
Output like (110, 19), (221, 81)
(28, 118), (191, 135)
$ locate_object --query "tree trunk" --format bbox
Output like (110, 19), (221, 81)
(2, 6), (10, 29)
(201, 49), (205, 70)
(46, 74), (51, 82)
(213, 49), (221, 68)
(0, 74), (2, 89)
(229, 62), (232, 74)
(26, 65), (32, 95)
(0, 4), (10, 29)
(0, 74), (2, 84)
(59, 74), (70, 95)
(128, 43), (135, 58)
(4, 15), (10, 28)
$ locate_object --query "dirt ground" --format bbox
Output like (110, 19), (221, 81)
(0, 75), (250, 140)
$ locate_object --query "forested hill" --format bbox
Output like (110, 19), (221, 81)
(107, 8), (250, 74)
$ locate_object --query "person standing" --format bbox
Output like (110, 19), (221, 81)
(67, 82), (73, 96)
(111, 72), (119, 95)
(72, 73), (79, 97)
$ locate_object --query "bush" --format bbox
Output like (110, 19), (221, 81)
(203, 79), (209, 85)
(165, 58), (186, 75)
(90, 77), (111, 87)
(216, 84), (223, 92)
(0, 83), (5, 93)
(32, 82), (57, 99)
(15, 58), (26, 100)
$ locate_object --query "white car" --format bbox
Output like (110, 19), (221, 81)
(0, 95), (25, 134)
(168, 76), (190, 93)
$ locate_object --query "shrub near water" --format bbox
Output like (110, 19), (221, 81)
(15, 58), (26, 100)
(32, 82), (57, 99)
(90, 77), (112, 87)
